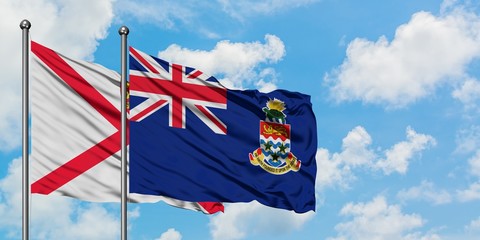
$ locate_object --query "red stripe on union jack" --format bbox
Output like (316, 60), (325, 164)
(129, 47), (228, 135)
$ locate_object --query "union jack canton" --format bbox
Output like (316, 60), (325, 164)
(129, 47), (227, 135)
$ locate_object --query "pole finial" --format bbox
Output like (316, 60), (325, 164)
(119, 26), (129, 36)
(20, 19), (31, 30)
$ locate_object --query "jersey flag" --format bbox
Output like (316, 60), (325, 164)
(129, 47), (318, 213)
(30, 41), (223, 214)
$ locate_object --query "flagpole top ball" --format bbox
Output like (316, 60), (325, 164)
(118, 26), (129, 35)
(19, 19), (31, 30)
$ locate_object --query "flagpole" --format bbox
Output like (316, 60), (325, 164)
(119, 25), (129, 240)
(20, 19), (31, 240)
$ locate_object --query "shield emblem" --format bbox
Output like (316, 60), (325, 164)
(250, 121), (301, 175)
(260, 121), (291, 167)
(249, 99), (301, 175)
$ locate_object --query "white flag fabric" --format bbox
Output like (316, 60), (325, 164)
(30, 41), (223, 214)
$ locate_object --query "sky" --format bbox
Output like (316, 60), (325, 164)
(1, 0), (480, 239)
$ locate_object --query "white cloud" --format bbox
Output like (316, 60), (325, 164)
(465, 216), (480, 233)
(0, 0), (114, 151)
(33, 202), (119, 240)
(115, 0), (318, 38)
(438, 216), (480, 240)
(315, 126), (375, 190)
(396, 180), (452, 205)
(452, 78), (480, 111)
(158, 34), (285, 90)
(0, 158), (119, 239)
(155, 228), (182, 240)
(315, 148), (353, 190)
(457, 182), (480, 202)
(254, 68), (279, 93)
(403, 232), (442, 240)
(375, 127), (436, 175)
(339, 126), (376, 167)
(328, 196), (428, 240)
(468, 150), (480, 177)
(326, 8), (480, 108)
(115, 0), (193, 29)
(456, 149), (480, 202)
(218, 0), (319, 21)
(209, 201), (314, 240)
(128, 206), (140, 219)
(116, 0), (318, 30)
(7, 0), (114, 60)
(440, 0), (459, 13)
(316, 126), (435, 191)
(0, 158), (23, 232)
(455, 125), (480, 154)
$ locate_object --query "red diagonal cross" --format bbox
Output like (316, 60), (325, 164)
(129, 63), (226, 129)
(31, 41), (122, 194)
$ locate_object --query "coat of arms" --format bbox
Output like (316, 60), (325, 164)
(249, 99), (301, 175)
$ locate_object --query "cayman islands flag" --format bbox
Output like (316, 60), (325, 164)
(129, 47), (317, 213)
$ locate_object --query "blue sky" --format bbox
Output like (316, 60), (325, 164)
(1, 0), (480, 239)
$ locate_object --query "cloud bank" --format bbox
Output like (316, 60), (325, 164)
(316, 126), (436, 190)
(328, 196), (439, 240)
(158, 34), (285, 92)
(209, 202), (314, 240)
(326, 7), (480, 108)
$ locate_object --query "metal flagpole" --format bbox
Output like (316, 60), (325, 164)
(119, 25), (129, 240)
(20, 19), (31, 240)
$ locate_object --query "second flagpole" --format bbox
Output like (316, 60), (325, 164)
(20, 19), (31, 240)
(119, 26), (129, 240)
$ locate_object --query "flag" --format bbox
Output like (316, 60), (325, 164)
(30, 41), (223, 214)
(129, 47), (317, 213)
